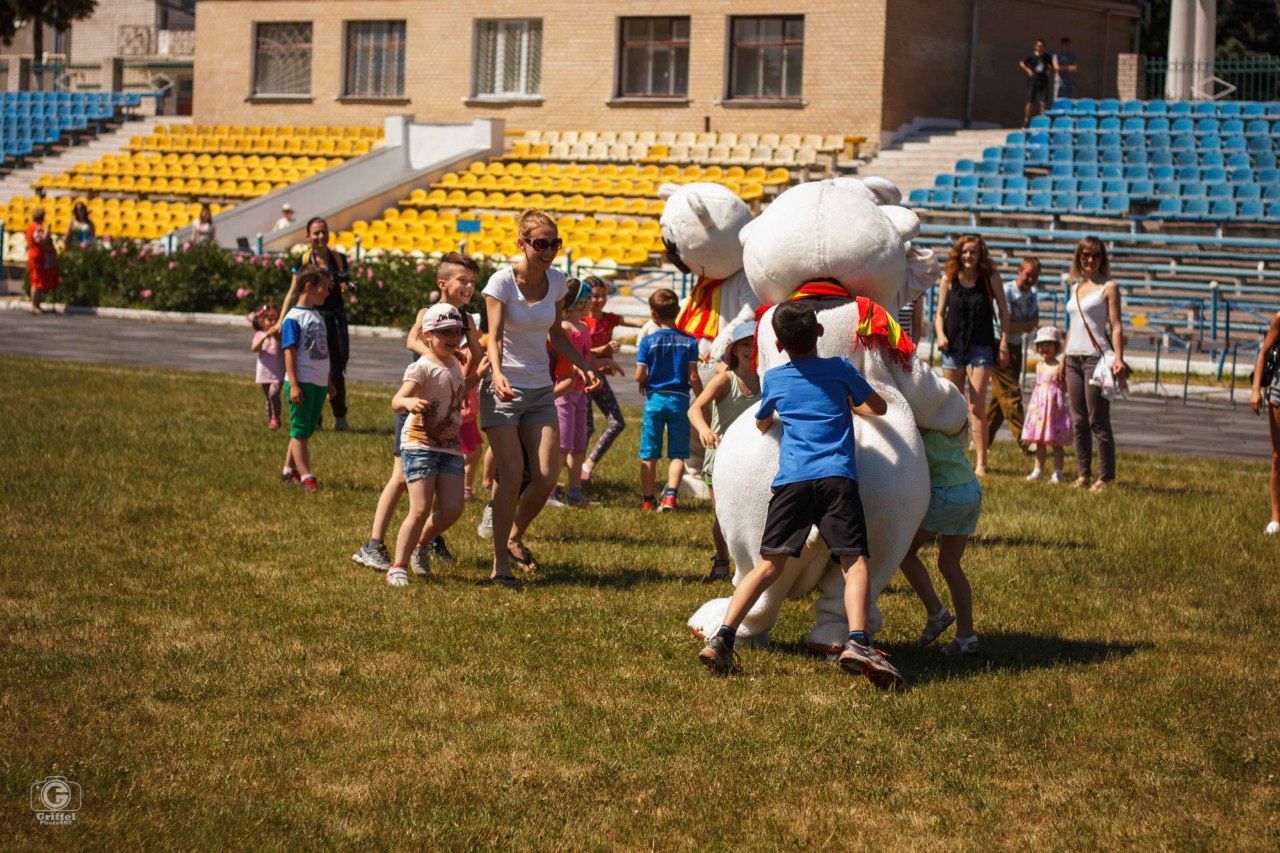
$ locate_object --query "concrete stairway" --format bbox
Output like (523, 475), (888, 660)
(855, 127), (1014, 197)
(0, 115), (187, 205)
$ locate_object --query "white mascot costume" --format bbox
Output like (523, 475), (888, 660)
(688, 178), (967, 653)
(658, 182), (760, 362)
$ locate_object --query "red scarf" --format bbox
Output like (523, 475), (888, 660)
(753, 281), (915, 369)
(675, 277), (725, 340)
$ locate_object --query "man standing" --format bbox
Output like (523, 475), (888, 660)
(1054, 37), (1079, 99)
(273, 202), (296, 233)
(1020, 39), (1053, 127)
(987, 257), (1041, 453)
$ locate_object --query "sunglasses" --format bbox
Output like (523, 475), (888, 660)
(1080, 251), (1101, 259)
(524, 237), (562, 252)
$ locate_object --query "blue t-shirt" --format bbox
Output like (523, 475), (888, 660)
(755, 356), (875, 487)
(637, 327), (699, 396)
(281, 306), (330, 386)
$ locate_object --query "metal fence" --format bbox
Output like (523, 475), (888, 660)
(1144, 56), (1280, 101)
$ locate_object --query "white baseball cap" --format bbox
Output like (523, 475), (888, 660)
(281, 202), (293, 212)
(422, 303), (464, 332)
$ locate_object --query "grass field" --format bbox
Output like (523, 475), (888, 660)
(2, 355), (1278, 850)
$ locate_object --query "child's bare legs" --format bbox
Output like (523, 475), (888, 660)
(898, 528), (945, 616)
(417, 475), (466, 544)
(665, 458), (685, 491)
(1268, 405), (1280, 523)
(966, 366), (992, 475)
(509, 421), (560, 545)
(721, 554), (789, 628)
(566, 449), (585, 492)
(393, 476), (435, 568)
(464, 446), (481, 495)
(1052, 445), (1065, 474)
(370, 457), (406, 541)
(286, 438), (310, 478)
(482, 446), (496, 487)
(1034, 444), (1047, 472)
(937, 534), (974, 638)
(639, 459), (658, 497)
(839, 554), (871, 635)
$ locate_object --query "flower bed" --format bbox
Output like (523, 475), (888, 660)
(24, 241), (494, 328)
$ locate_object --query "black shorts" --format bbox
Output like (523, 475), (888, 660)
(760, 477), (870, 560)
(1028, 80), (1050, 105)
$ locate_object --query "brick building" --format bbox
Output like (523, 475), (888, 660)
(193, 0), (1138, 148)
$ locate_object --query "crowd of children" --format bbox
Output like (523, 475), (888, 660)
(253, 235), (1130, 690)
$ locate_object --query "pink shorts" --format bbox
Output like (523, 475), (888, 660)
(460, 420), (482, 455)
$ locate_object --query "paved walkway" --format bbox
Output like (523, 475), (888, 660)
(0, 310), (1272, 461)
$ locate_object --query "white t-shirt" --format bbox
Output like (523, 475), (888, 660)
(399, 355), (465, 456)
(482, 266), (567, 390)
(274, 216), (294, 232)
(280, 306), (330, 386)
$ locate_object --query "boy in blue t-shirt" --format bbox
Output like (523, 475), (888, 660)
(698, 301), (903, 689)
(279, 266), (333, 493)
(635, 288), (702, 511)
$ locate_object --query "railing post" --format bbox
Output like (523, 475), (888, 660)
(166, 233), (173, 255)
(354, 236), (362, 261)
(256, 233), (264, 256)
(566, 248), (572, 275)
(1209, 280), (1219, 345)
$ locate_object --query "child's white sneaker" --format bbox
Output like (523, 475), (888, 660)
(1026, 468), (1043, 481)
(1049, 471), (1063, 484)
(1265, 521), (1280, 536)
(386, 567), (410, 587)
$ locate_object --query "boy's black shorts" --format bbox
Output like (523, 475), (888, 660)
(760, 476), (870, 560)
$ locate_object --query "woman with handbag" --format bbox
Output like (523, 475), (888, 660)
(1249, 310), (1280, 535)
(935, 234), (1012, 476)
(1063, 237), (1128, 493)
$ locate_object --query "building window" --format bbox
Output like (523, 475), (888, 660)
(729, 16), (804, 100)
(474, 19), (542, 98)
(618, 17), (689, 98)
(344, 21), (406, 98)
(253, 23), (313, 96)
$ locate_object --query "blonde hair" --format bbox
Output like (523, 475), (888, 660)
(1069, 236), (1110, 280)
(31, 206), (46, 223)
(517, 208), (556, 240)
(943, 234), (995, 282)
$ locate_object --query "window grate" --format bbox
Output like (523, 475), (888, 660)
(475, 19), (542, 97)
(729, 16), (804, 100)
(344, 21), (406, 98)
(253, 22), (312, 96)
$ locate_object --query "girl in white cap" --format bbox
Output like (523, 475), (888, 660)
(1022, 325), (1072, 483)
(687, 320), (760, 580)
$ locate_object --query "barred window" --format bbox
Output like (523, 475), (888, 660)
(619, 17), (689, 98)
(253, 23), (313, 96)
(474, 19), (542, 98)
(729, 16), (804, 99)
(344, 21), (406, 98)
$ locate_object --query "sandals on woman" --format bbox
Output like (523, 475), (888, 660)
(507, 545), (541, 575)
(917, 606), (955, 647)
(941, 634), (979, 656)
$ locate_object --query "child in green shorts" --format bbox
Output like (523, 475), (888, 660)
(280, 265), (333, 493)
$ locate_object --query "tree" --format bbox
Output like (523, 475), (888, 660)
(2, 0), (98, 85)
(1140, 0), (1280, 58)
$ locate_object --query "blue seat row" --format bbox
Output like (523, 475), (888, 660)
(940, 174), (1280, 199)
(1046, 98), (1279, 119)
(909, 186), (1280, 221)
(0, 91), (141, 164)
(1030, 115), (1280, 135)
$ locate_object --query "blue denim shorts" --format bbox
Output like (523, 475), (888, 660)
(921, 479), (983, 537)
(639, 391), (691, 460)
(940, 344), (995, 371)
(401, 448), (465, 483)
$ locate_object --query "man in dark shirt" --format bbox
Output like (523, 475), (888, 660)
(1020, 39), (1052, 127)
(1054, 37), (1079, 99)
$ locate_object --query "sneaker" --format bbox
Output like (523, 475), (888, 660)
(352, 542), (392, 572)
(429, 536), (455, 565)
(658, 489), (678, 512)
(410, 545), (430, 579)
(698, 635), (742, 676)
(477, 504), (494, 539)
(706, 557), (732, 582)
(386, 566), (410, 588)
(268, 418), (280, 430)
(463, 486), (475, 501)
(280, 469), (301, 485)
(838, 639), (904, 690)
(640, 498), (657, 511)
(1025, 468), (1043, 481)
(1265, 521), (1280, 536)
(1049, 471), (1064, 485)
(300, 476), (319, 494)
(334, 416), (349, 432)
(564, 489), (598, 507)
(545, 492), (568, 509)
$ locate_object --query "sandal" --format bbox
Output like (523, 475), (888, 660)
(706, 558), (731, 582)
(917, 606), (955, 647)
(941, 634), (979, 656)
(386, 567), (410, 588)
(476, 574), (522, 589)
(1070, 476), (1090, 489)
(507, 545), (541, 575)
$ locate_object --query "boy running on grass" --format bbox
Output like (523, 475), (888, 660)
(635, 288), (702, 511)
(280, 265), (333, 493)
(698, 301), (902, 689)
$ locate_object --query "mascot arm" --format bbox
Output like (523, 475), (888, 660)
(894, 354), (968, 434)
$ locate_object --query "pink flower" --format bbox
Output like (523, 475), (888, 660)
(183, 241), (192, 251)
(168, 261), (177, 269)
(235, 254), (244, 264)
(141, 289), (153, 299)
(236, 287), (251, 300)
(349, 295), (358, 304)
(275, 258), (285, 268)
(377, 280), (384, 289)
(111, 250), (118, 257)
(366, 267), (374, 280)
(429, 290), (441, 303)
(415, 264), (426, 273)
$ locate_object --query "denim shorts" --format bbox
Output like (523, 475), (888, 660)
(921, 479), (983, 537)
(401, 448), (465, 483)
(940, 344), (995, 371)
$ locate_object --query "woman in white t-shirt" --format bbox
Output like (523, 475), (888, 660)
(480, 209), (601, 585)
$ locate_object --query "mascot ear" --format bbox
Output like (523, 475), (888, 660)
(658, 183), (682, 200)
(861, 176), (903, 206)
(881, 205), (921, 242)
(686, 191), (716, 230)
(739, 216), (758, 246)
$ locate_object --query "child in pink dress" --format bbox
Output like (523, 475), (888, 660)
(250, 304), (284, 429)
(1022, 325), (1072, 483)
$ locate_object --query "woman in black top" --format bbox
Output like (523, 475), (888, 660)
(934, 234), (1011, 476)
(277, 217), (353, 430)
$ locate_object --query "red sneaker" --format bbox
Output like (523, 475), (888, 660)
(300, 476), (319, 494)
(280, 469), (301, 485)
(659, 491), (678, 512)
(640, 498), (657, 511)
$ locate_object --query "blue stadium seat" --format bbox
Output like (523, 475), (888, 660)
(1129, 179), (1155, 196)
(1245, 119), (1271, 137)
(1181, 198), (1209, 218)
(1202, 166), (1226, 183)
(977, 160), (1000, 175)
(979, 175), (1004, 189)
(1075, 163), (1100, 179)
(1267, 202), (1280, 219)
(1240, 199), (1264, 218)
(957, 174), (980, 189)
(1229, 167), (1255, 183)
(1126, 150), (1149, 166)
(1076, 117), (1098, 132)
(1051, 116), (1075, 130)
(1054, 192), (1079, 209)
(1258, 167), (1280, 184)
(935, 174), (956, 188)
(999, 161), (1024, 175)
(1100, 117), (1122, 132)
(930, 188), (954, 206)
(1031, 176), (1053, 192)
(1227, 152), (1253, 169)
(1079, 178), (1104, 194)
(1029, 191), (1053, 210)
(1073, 145), (1098, 163)
(1237, 184), (1262, 200)
(1051, 98), (1073, 113)
(1051, 162), (1074, 176)
(1264, 185), (1280, 201)
(1156, 179), (1181, 196)
(1222, 118), (1245, 135)
(1193, 102), (1216, 117)
(1028, 131), (1050, 147)
(1098, 98), (1121, 116)
(1254, 152), (1278, 169)
(1224, 136), (1247, 152)
(1172, 134), (1198, 151)
(1148, 133), (1172, 150)
(1099, 134), (1122, 150)
(1005, 131), (1027, 146)
(1183, 181), (1208, 197)
(1104, 179), (1128, 195)
(955, 159), (976, 174)
(1002, 191), (1028, 209)
(1147, 117), (1171, 134)
(1051, 130), (1074, 146)
(1005, 176), (1029, 192)
(1100, 164), (1124, 179)
(979, 190), (1002, 208)
(982, 146), (1002, 160)
(908, 188), (931, 206)
(1243, 102), (1266, 117)
(1172, 117), (1195, 135)
(1105, 194), (1130, 213)
(1202, 152), (1225, 168)
(1158, 197), (1182, 216)
(1219, 102), (1242, 118)
(1029, 116), (1051, 130)
(1053, 177), (1079, 193)
(1208, 182), (1233, 198)
(1146, 100), (1169, 117)
(1175, 150), (1199, 167)
(1080, 195), (1104, 213)
(1151, 151), (1175, 167)
(1170, 101), (1193, 117)
(1209, 198), (1236, 219)
(1249, 136), (1274, 153)
(1201, 135), (1223, 152)
(1122, 116), (1145, 133)
(1121, 100), (1145, 116)
(1194, 118), (1219, 135)
(1051, 146), (1074, 163)
(955, 188), (978, 206)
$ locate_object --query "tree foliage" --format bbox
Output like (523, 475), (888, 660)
(1141, 0), (1280, 58)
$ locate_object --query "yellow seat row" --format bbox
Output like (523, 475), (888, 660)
(514, 129), (850, 154)
(129, 135), (375, 157)
(507, 140), (830, 170)
(429, 172), (772, 199)
(161, 124), (381, 140)
(461, 159), (790, 186)
(1, 195), (232, 243)
(74, 153), (341, 174)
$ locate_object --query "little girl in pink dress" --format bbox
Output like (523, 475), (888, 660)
(1022, 325), (1073, 483)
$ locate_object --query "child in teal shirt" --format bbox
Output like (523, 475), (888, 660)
(898, 425), (983, 655)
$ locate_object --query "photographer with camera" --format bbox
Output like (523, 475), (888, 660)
(277, 217), (354, 430)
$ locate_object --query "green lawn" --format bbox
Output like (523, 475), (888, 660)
(1, 355), (1277, 850)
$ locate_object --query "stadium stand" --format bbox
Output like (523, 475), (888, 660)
(907, 98), (1280, 223)
(2, 196), (229, 261)
(1, 91), (142, 165)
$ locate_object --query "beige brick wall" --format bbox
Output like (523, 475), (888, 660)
(194, 1), (888, 140)
(69, 0), (162, 65)
(883, 0), (1136, 130)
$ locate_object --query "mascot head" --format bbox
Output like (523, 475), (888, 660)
(739, 179), (924, 310)
(659, 182), (752, 280)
